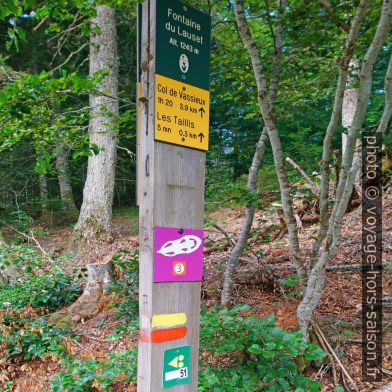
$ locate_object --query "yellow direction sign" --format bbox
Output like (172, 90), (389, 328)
(155, 74), (209, 151)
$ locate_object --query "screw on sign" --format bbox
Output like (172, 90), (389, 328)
(157, 235), (202, 256)
(154, 227), (204, 283)
(163, 346), (191, 388)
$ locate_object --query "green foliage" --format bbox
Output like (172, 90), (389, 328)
(50, 348), (137, 392)
(0, 70), (99, 168)
(0, 271), (80, 311)
(282, 274), (300, 288)
(0, 244), (44, 275)
(0, 306), (69, 360)
(199, 305), (326, 391)
(0, 245), (80, 362)
(0, 244), (81, 308)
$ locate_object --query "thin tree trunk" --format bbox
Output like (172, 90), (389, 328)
(0, 230), (6, 246)
(233, 0), (307, 289)
(74, 5), (118, 242)
(298, 0), (392, 339)
(39, 173), (50, 222)
(343, 59), (362, 197)
(311, 0), (369, 264)
(56, 143), (78, 220)
(377, 52), (392, 134)
(221, 128), (268, 306)
(220, 0), (286, 306)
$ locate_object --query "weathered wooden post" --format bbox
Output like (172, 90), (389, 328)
(137, 0), (211, 390)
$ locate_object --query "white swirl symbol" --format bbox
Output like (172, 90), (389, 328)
(158, 235), (202, 257)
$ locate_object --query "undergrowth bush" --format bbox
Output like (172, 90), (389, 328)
(0, 249), (327, 392)
(0, 244), (81, 390)
(50, 348), (138, 392)
(0, 306), (68, 361)
(0, 244), (81, 311)
(199, 305), (326, 392)
(0, 271), (80, 311)
(0, 244), (44, 278)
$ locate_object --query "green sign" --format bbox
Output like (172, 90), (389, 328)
(163, 345), (191, 388)
(156, 0), (211, 90)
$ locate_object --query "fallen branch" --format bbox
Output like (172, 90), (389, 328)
(204, 225), (236, 255)
(313, 323), (338, 386)
(7, 225), (52, 260)
(248, 244), (287, 299)
(377, 365), (392, 377)
(268, 263), (362, 272)
(203, 242), (231, 255)
(375, 381), (392, 392)
(213, 224), (236, 246)
(286, 156), (320, 197)
(313, 322), (359, 391)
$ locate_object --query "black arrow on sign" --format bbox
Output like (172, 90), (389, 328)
(198, 132), (205, 143)
(181, 62), (187, 72)
(199, 107), (205, 118)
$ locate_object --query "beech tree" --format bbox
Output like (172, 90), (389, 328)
(221, 0), (286, 306)
(74, 5), (119, 242)
(223, 0), (392, 338)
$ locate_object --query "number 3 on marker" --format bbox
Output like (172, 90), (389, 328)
(172, 261), (186, 276)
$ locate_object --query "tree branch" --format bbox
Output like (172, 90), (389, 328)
(221, 0), (288, 306)
(320, 0), (350, 33)
(286, 157), (320, 197)
(312, 0), (369, 262)
(51, 42), (88, 73)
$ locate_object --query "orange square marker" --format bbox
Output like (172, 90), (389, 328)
(172, 261), (186, 276)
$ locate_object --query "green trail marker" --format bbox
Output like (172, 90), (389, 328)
(163, 346), (191, 388)
(156, 0), (211, 90)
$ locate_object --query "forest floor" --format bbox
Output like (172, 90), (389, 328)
(8, 192), (392, 392)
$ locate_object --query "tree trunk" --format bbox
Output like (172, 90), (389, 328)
(39, 173), (51, 223)
(56, 143), (78, 220)
(233, 0), (307, 290)
(342, 59), (362, 197)
(74, 5), (118, 243)
(49, 261), (113, 327)
(221, 0), (287, 306)
(298, 0), (392, 339)
(377, 52), (392, 134)
(221, 127), (268, 306)
(0, 230), (6, 246)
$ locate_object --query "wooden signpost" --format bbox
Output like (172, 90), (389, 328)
(137, 0), (210, 390)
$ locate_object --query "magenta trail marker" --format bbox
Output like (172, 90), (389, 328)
(154, 226), (204, 282)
